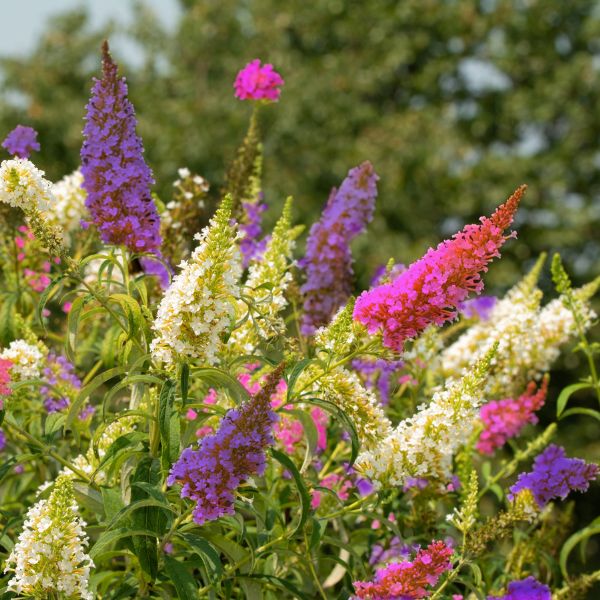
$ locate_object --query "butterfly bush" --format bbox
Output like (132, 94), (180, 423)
(1, 46), (599, 600)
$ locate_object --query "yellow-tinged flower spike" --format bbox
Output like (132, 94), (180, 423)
(314, 298), (358, 356)
(150, 195), (242, 367)
(0, 158), (66, 258)
(356, 348), (495, 488)
(5, 475), (94, 600)
(229, 197), (302, 354)
(442, 264), (597, 399)
(304, 365), (392, 449)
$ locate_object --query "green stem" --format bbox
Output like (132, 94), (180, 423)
(429, 558), (465, 600)
(196, 533), (289, 595)
(4, 417), (95, 485)
(304, 529), (327, 600)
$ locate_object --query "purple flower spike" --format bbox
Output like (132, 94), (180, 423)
(1, 125), (40, 158)
(489, 576), (551, 600)
(168, 366), (283, 525)
(509, 445), (598, 508)
(81, 41), (161, 253)
(300, 161), (378, 335)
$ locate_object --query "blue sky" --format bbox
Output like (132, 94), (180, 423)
(0, 0), (180, 61)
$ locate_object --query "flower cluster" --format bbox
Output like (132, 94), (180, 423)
(441, 264), (597, 399)
(0, 157), (54, 211)
(477, 378), (548, 455)
(4, 475), (94, 599)
(490, 576), (551, 600)
(150, 197), (242, 366)
(1, 125), (40, 158)
(40, 353), (82, 413)
(356, 352), (492, 488)
(301, 161), (379, 335)
(234, 59), (284, 101)
(353, 540), (454, 599)
(81, 42), (161, 253)
(229, 198), (299, 354)
(509, 445), (598, 508)
(0, 339), (44, 381)
(168, 367), (281, 525)
(354, 186), (524, 352)
(47, 169), (88, 235)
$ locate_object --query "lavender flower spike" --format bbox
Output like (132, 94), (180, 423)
(300, 161), (378, 335)
(168, 364), (284, 525)
(81, 41), (161, 253)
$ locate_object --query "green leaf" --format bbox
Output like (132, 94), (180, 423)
(44, 412), (65, 437)
(65, 366), (126, 431)
(66, 295), (87, 362)
(101, 487), (125, 521)
(557, 383), (593, 417)
(35, 275), (65, 331)
(305, 397), (360, 464)
(180, 363), (189, 404)
(164, 555), (199, 598)
(270, 448), (311, 535)
(285, 358), (314, 402)
(109, 293), (144, 338)
(0, 293), (17, 344)
(176, 532), (223, 578)
(90, 527), (159, 560)
(560, 518), (600, 579)
(559, 407), (600, 423)
(284, 408), (318, 473)
(72, 482), (105, 515)
(159, 379), (180, 471)
(192, 367), (250, 405)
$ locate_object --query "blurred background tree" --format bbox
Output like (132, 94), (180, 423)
(2, 0), (600, 289)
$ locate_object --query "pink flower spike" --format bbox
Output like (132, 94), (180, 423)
(234, 59), (284, 102)
(354, 186), (525, 352)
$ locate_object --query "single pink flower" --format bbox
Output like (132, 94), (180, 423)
(62, 302), (73, 313)
(234, 59), (284, 101)
(186, 408), (198, 421)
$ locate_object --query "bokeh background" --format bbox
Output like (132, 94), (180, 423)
(1, 0), (600, 578)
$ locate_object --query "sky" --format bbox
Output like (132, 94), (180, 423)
(0, 0), (180, 63)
